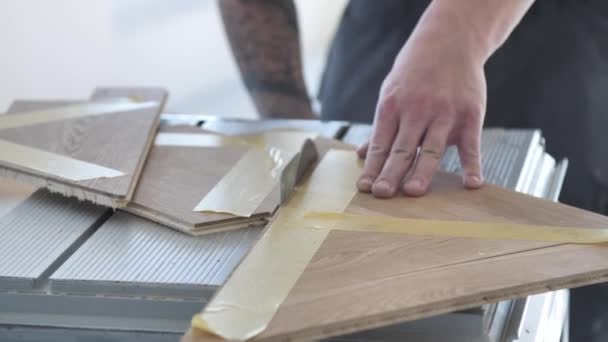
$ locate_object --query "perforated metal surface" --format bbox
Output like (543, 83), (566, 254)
(0, 190), (107, 290)
(441, 129), (540, 189)
(343, 126), (541, 189)
(50, 212), (262, 298)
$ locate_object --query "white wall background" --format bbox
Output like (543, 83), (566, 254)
(1, 0), (347, 117)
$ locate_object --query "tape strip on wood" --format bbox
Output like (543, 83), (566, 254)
(192, 150), (361, 340)
(0, 139), (124, 181)
(192, 132), (318, 217)
(193, 147), (294, 217)
(0, 101), (158, 130)
(299, 211), (608, 244)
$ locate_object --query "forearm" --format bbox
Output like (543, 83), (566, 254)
(219, 0), (315, 119)
(411, 0), (535, 64)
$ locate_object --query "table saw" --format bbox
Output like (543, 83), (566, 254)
(0, 115), (569, 342)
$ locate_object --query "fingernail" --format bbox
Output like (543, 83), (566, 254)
(465, 175), (482, 188)
(357, 176), (373, 192)
(408, 179), (422, 189)
(403, 179), (425, 197)
(372, 180), (393, 197)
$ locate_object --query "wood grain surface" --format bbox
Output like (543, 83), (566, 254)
(0, 88), (167, 207)
(124, 125), (350, 235)
(185, 147), (608, 341)
(126, 143), (274, 234)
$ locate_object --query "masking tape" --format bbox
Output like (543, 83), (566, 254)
(299, 211), (608, 244)
(192, 150), (361, 340)
(0, 101), (158, 130)
(192, 131), (318, 217)
(193, 147), (294, 217)
(0, 139), (124, 181)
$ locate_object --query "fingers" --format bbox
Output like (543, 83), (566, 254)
(458, 124), (483, 189)
(371, 118), (425, 198)
(357, 98), (399, 192)
(356, 141), (369, 159)
(403, 120), (450, 197)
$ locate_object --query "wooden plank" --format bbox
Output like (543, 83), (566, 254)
(185, 146), (608, 341)
(127, 127), (354, 234)
(258, 175), (608, 340)
(0, 88), (167, 207)
(126, 143), (272, 235)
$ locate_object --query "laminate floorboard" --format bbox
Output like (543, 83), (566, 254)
(0, 88), (167, 207)
(185, 148), (608, 341)
(128, 126), (353, 234)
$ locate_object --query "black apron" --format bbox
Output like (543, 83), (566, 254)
(319, 0), (608, 214)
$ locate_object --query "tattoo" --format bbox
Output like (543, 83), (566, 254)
(262, 0), (298, 31)
(219, 0), (312, 118)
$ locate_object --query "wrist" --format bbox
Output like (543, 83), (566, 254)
(411, 2), (494, 67)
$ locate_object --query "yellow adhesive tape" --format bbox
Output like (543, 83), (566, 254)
(192, 131), (319, 217)
(300, 211), (608, 244)
(193, 147), (294, 217)
(193, 150), (361, 340)
(0, 101), (158, 130)
(0, 139), (124, 181)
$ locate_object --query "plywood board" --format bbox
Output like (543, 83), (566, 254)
(0, 88), (167, 207)
(185, 150), (608, 341)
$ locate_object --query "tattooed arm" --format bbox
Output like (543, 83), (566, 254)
(219, 0), (315, 119)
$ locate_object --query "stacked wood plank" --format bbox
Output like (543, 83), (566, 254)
(127, 125), (347, 235)
(0, 97), (345, 234)
(1, 88), (167, 207)
(126, 125), (272, 235)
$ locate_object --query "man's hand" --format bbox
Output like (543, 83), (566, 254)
(357, 23), (486, 197)
(357, 0), (534, 198)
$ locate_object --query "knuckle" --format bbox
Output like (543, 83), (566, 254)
(391, 148), (416, 161)
(368, 144), (390, 158)
(376, 93), (399, 118)
(459, 146), (481, 159)
(404, 95), (454, 123)
(420, 148), (443, 160)
(459, 102), (484, 121)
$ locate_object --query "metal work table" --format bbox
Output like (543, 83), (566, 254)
(0, 115), (568, 342)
